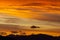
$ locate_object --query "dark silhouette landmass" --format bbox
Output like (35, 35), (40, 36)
(31, 25), (40, 28)
(0, 34), (60, 40)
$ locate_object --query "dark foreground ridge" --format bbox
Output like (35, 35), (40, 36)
(0, 34), (60, 40)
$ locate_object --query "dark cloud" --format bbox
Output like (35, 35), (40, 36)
(47, 0), (60, 2)
(0, 24), (20, 31)
(22, 3), (46, 6)
(44, 14), (60, 18)
(34, 13), (60, 22)
(14, 8), (29, 10)
(47, 7), (60, 11)
(14, 7), (42, 13)
(5, 18), (20, 23)
(20, 0), (60, 6)
(44, 22), (60, 27)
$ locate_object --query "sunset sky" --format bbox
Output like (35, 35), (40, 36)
(0, 0), (60, 36)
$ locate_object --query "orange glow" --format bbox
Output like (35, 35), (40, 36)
(0, 0), (60, 36)
(0, 30), (60, 36)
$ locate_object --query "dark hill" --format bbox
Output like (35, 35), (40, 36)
(0, 34), (60, 40)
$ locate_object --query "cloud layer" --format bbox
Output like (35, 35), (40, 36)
(0, 0), (60, 36)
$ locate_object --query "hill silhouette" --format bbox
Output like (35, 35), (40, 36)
(0, 34), (60, 40)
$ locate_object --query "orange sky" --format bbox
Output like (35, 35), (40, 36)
(0, 0), (60, 36)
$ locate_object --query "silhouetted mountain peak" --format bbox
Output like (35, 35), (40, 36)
(0, 34), (60, 40)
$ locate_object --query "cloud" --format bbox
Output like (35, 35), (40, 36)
(0, 7), (60, 23)
(32, 13), (60, 22)
(43, 14), (60, 22)
(0, 13), (60, 34)
(0, 0), (60, 36)
(22, 3), (45, 6)
(47, 0), (60, 2)
(47, 7), (60, 11)
(0, 24), (20, 31)
(14, 8), (29, 10)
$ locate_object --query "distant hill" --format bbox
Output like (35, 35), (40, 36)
(0, 34), (60, 40)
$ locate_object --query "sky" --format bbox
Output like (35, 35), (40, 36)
(0, 0), (60, 36)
